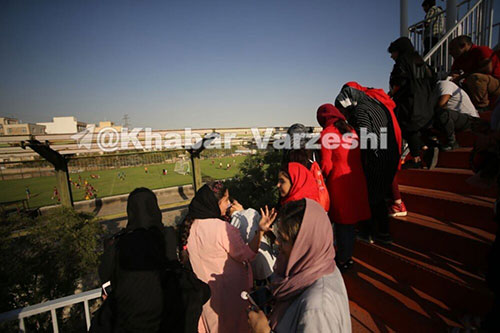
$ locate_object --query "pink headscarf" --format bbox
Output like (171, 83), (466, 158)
(270, 199), (336, 328)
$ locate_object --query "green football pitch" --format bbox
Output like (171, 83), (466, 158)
(0, 156), (246, 209)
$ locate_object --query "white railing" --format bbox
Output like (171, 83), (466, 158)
(423, 0), (495, 75)
(409, 0), (495, 71)
(0, 288), (101, 332)
(408, 0), (478, 57)
(409, 7), (447, 56)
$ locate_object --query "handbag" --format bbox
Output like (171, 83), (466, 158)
(309, 153), (330, 212)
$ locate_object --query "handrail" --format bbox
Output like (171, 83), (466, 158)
(424, 0), (486, 62)
(409, 10), (446, 31)
(408, 0), (474, 31)
(0, 288), (101, 332)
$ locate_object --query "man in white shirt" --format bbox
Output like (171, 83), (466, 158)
(434, 78), (480, 151)
(229, 200), (276, 282)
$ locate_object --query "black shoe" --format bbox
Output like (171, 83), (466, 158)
(357, 232), (374, 244)
(423, 146), (439, 170)
(401, 160), (424, 169)
(373, 232), (393, 244)
(337, 259), (354, 273)
(440, 141), (460, 151)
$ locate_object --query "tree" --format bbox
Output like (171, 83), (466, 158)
(225, 149), (282, 209)
(0, 208), (103, 331)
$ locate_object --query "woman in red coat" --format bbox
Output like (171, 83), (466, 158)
(317, 103), (371, 271)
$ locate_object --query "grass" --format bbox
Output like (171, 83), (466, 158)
(0, 156), (246, 209)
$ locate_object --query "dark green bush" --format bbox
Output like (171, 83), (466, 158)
(225, 149), (282, 210)
(0, 207), (103, 330)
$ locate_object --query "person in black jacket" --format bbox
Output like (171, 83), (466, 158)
(91, 187), (209, 333)
(388, 37), (439, 169)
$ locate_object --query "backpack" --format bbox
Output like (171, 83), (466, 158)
(309, 154), (330, 212)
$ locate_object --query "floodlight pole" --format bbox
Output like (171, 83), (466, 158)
(189, 150), (203, 193)
(400, 0), (408, 37)
(187, 132), (220, 193)
(22, 139), (74, 208)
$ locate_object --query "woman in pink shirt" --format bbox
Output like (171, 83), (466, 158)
(179, 181), (276, 333)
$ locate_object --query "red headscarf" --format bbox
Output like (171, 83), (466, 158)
(280, 162), (320, 206)
(344, 81), (402, 155)
(316, 103), (346, 128)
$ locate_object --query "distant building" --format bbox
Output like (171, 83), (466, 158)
(0, 117), (45, 136)
(91, 121), (123, 133)
(0, 117), (20, 135)
(37, 116), (87, 134)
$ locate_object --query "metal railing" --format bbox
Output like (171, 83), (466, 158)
(408, 0), (479, 57)
(0, 288), (101, 332)
(409, 7), (447, 56)
(408, 0), (495, 72)
(423, 0), (494, 75)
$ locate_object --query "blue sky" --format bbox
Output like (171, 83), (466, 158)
(0, 0), (455, 129)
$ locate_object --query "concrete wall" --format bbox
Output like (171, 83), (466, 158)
(3, 123), (46, 135)
(38, 117), (80, 134)
(39, 184), (195, 218)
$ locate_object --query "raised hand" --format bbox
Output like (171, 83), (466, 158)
(259, 205), (277, 233)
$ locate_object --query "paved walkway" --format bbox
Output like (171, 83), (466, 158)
(99, 202), (189, 235)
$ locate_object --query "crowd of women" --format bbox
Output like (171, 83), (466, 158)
(89, 35), (500, 332)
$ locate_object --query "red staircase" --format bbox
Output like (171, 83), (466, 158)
(346, 124), (497, 332)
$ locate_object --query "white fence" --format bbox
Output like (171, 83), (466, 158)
(0, 288), (101, 332)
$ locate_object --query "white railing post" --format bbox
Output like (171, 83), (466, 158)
(19, 318), (25, 332)
(50, 309), (59, 333)
(400, 0), (409, 37)
(84, 300), (91, 331)
(488, 0), (494, 47)
(447, 0), (458, 32)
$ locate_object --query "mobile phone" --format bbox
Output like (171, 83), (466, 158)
(102, 281), (112, 296)
(249, 287), (272, 310)
(241, 288), (272, 312)
(240, 291), (260, 311)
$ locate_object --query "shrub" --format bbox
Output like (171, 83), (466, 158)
(225, 149), (282, 209)
(0, 208), (103, 330)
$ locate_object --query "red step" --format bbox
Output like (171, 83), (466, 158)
(344, 258), (463, 332)
(437, 148), (472, 169)
(353, 240), (493, 316)
(398, 168), (497, 198)
(349, 301), (395, 332)
(455, 131), (478, 147)
(390, 212), (494, 271)
(479, 110), (492, 122)
(398, 185), (496, 233)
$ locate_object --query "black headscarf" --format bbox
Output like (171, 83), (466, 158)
(335, 85), (368, 112)
(388, 36), (436, 132)
(388, 37), (426, 66)
(388, 37), (415, 56)
(187, 183), (223, 220)
(126, 187), (163, 230)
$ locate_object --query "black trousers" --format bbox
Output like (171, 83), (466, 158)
(359, 200), (390, 236)
(334, 223), (356, 263)
(403, 130), (426, 157)
(423, 36), (439, 55)
(435, 108), (475, 142)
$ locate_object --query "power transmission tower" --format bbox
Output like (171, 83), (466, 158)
(122, 114), (130, 129)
